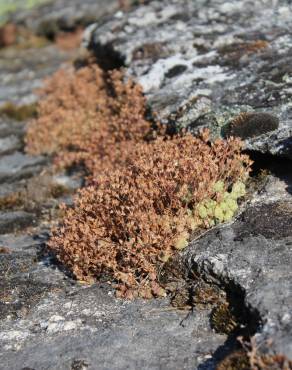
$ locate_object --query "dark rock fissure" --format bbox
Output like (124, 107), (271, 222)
(89, 41), (126, 71)
(183, 263), (262, 368)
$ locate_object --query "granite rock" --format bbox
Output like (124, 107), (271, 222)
(0, 152), (46, 183)
(11, 0), (119, 37)
(88, 0), (292, 159)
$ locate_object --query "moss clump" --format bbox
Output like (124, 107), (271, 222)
(191, 280), (225, 309)
(211, 302), (239, 335)
(223, 112), (279, 140)
(0, 246), (11, 254)
(0, 193), (24, 210)
(0, 102), (37, 121)
(251, 353), (292, 370)
(49, 183), (70, 198)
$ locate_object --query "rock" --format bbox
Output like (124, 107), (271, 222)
(0, 45), (74, 106)
(0, 233), (41, 253)
(88, 0), (292, 159)
(0, 211), (35, 233)
(11, 0), (120, 38)
(0, 283), (226, 370)
(0, 225), (229, 369)
(0, 152), (46, 183)
(0, 135), (22, 156)
(0, 119), (25, 138)
(184, 170), (292, 359)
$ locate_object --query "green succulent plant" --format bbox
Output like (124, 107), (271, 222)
(195, 181), (246, 226)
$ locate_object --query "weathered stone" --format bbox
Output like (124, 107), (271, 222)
(0, 233), (41, 253)
(0, 211), (35, 233)
(184, 172), (292, 360)
(0, 45), (74, 106)
(0, 119), (25, 138)
(0, 135), (22, 155)
(11, 0), (119, 38)
(88, 0), (292, 159)
(0, 226), (228, 370)
(0, 152), (46, 183)
(0, 282), (226, 370)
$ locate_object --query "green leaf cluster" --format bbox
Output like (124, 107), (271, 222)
(196, 180), (246, 226)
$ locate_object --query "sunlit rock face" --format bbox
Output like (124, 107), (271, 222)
(88, 0), (292, 158)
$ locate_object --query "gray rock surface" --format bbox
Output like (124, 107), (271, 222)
(0, 272), (226, 370)
(0, 152), (46, 183)
(0, 211), (35, 234)
(0, 119), (25, 138)
(88, 0), (292, 159)
(186, 200), (292, 358)
(11, 0), (119, 36)
(0, 45), (75, 106)
(0, 135), (22, 156)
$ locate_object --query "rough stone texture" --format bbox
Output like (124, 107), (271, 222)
(184, 170), (292, 359)
(0, 211), (35, 234)
(0, 272), (226, 370)
(0, 135), (22, 155)
(88, 0), (292, 159)
(11, 0), (119, 36)
(0, 45), (75, 106)
(0, 0), (120, 107)
(0, 152), (46, 183)
(0, 119), (25, 138)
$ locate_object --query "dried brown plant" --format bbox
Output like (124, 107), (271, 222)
(26, 65), (153, 177)
(237, 336), (292, 370)
(49, 131), (251, 298)
(27, 64), (251, 298)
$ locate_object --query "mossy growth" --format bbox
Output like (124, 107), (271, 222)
(0, 246), (11, 254)
(173, 181), (246, 250)
(222, 112), (279, 140)
(210, 301), (239, 335)
(0, 193), (24, 211)
(27, 64), (252, 298)
(49, 183), (70, 199)
(218, 341), (292, 370)
(0, 102), (37, 121)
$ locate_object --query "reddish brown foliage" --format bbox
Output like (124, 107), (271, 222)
(0, 23), (17, 47)
(252, 354), (292, 370)
(55, 28), (83, 51)
(26, 65), (152, 176)
(49, 132), (250, 298)
(27, 64), (251, 297)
